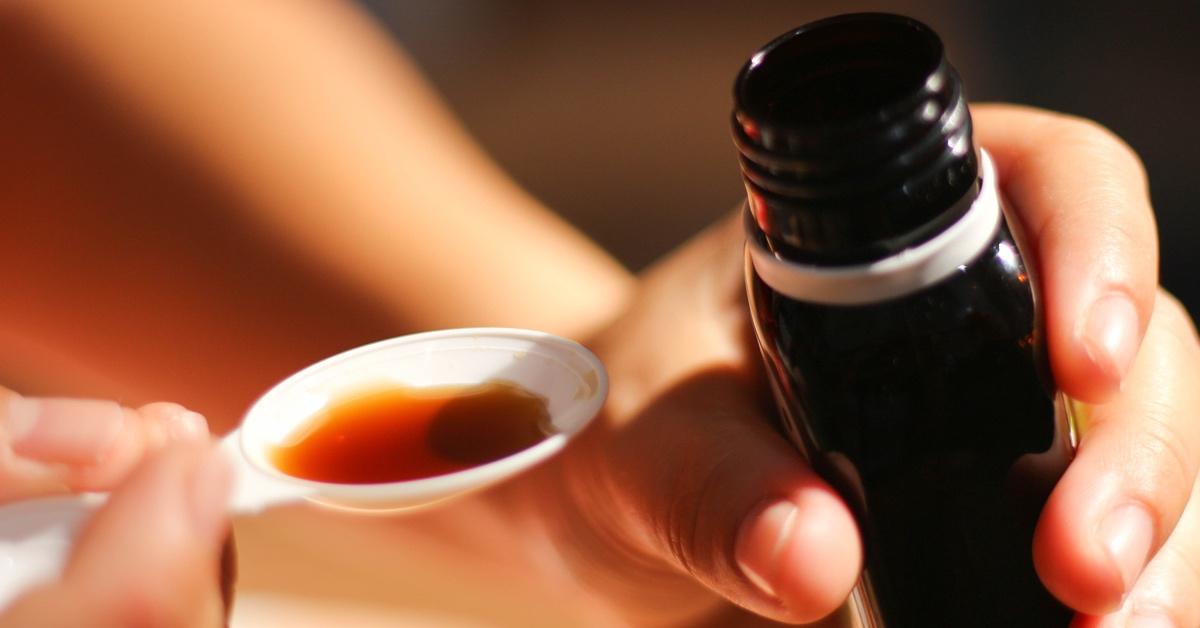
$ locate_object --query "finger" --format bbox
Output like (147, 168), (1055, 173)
(1075, 472), (1200, 628)
(1034, 290), (1200, 614)
(974, 104), (1158, 403)
(69, 402), (210, 491)
(0, 390), (209, 501)
(595, 375), (861, 624)
(585, 219), (861, 624)
(0, 443), (232, 628)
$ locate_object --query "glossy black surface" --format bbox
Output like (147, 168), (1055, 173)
(733, 14), (977, 264)
(748, 220), (1072, 626)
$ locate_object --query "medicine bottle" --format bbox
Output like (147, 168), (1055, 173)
(736, 13), (1075, 626)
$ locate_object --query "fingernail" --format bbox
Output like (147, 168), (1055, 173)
(7, 397), (125, 465)
(189, 445), (233, 545)
(736, 499), (799, 599)
(166, 409), (209, 442)
(1099, 503), (1155, 593)
(1081, 294), (1140, 383)
(1127, 608), (1177, 628)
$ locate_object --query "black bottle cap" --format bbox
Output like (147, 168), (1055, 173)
(734, 13), (979, 265)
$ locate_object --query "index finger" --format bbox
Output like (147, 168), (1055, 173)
(974, 104), (1158, 403)
(0, 388), (209, 501)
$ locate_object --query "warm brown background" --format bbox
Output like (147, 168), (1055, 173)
(367, 0), (1199, 314)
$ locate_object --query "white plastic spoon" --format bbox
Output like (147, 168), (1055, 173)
(0, 328), (607, 609)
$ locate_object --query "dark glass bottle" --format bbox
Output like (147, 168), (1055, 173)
(735, 14), (1075, 627)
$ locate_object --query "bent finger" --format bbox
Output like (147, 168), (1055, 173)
(1074, 472), (1200, 628)
(1034, 290), (1200, 614)
(583, 219), (862, 624)
(0, 390), (209, 501)
(974, 104), (1158, 403)
(596, 373), (862, 624)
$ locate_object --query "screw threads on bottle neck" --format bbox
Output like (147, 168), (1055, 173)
(734, 13), (980, 265)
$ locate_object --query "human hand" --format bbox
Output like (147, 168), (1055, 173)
(980, 106), (1200, 627)
(0, 444), (233, 628)
(0, 390), (233, 626)
(1, 389), (210, 502)
(520, 105), (1200, 626)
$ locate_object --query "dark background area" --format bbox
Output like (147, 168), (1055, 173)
(363, 1), (1198, 316)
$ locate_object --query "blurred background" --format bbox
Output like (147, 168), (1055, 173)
(1, 1), (1196, 626)
(370, 0), (1199, 311)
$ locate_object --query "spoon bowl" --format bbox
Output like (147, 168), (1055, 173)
(229, 328), (607, 513)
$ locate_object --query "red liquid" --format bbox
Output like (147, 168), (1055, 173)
(268, 381), (550, 484)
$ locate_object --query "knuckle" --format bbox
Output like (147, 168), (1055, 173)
(1048, 200), (1144, 262)
(1033, 114), (1157, 276)
(659, 461), (719, 577)
(655, 441), (743, 580)
(1129, 413), (1197, 514)
(1052, 115), (1146, 181)
(136, 401), (188, 417)
(1159, 539), (1200, 597)
(1152, 290), (1200, 353)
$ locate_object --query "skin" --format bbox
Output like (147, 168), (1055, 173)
(479, 108), (1197, 626)
(1, 448), (234, 628)
(1058, 293), (1200, 627)
(0, 393), (231, 627)
(0, 0), (633, 425)
(502, 218), (1200, 626)
(0, 1), (1198, 626)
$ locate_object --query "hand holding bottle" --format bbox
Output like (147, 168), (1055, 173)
(515, 104), (1200, 626)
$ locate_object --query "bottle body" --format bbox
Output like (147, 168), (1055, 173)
(734, 14), (1075, 625)
(746, 188), (1074, 625)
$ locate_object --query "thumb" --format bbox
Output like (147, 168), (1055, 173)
(578, 217), (861, 624)
(2, 444), (233, 628)
(596, 373), (862, 624)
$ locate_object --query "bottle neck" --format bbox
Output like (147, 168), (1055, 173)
(746, 149), (1002, 305)
(733, 13), (979, 265)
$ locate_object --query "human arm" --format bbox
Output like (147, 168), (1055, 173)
(0, 0), (634, 428)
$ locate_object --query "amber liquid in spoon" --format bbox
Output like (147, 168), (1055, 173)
(268, 381), (551, 484)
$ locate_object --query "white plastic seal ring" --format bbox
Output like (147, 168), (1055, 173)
(747, 148), (1004, 305)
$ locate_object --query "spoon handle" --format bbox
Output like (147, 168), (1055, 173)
(221, 429), (317, 516)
